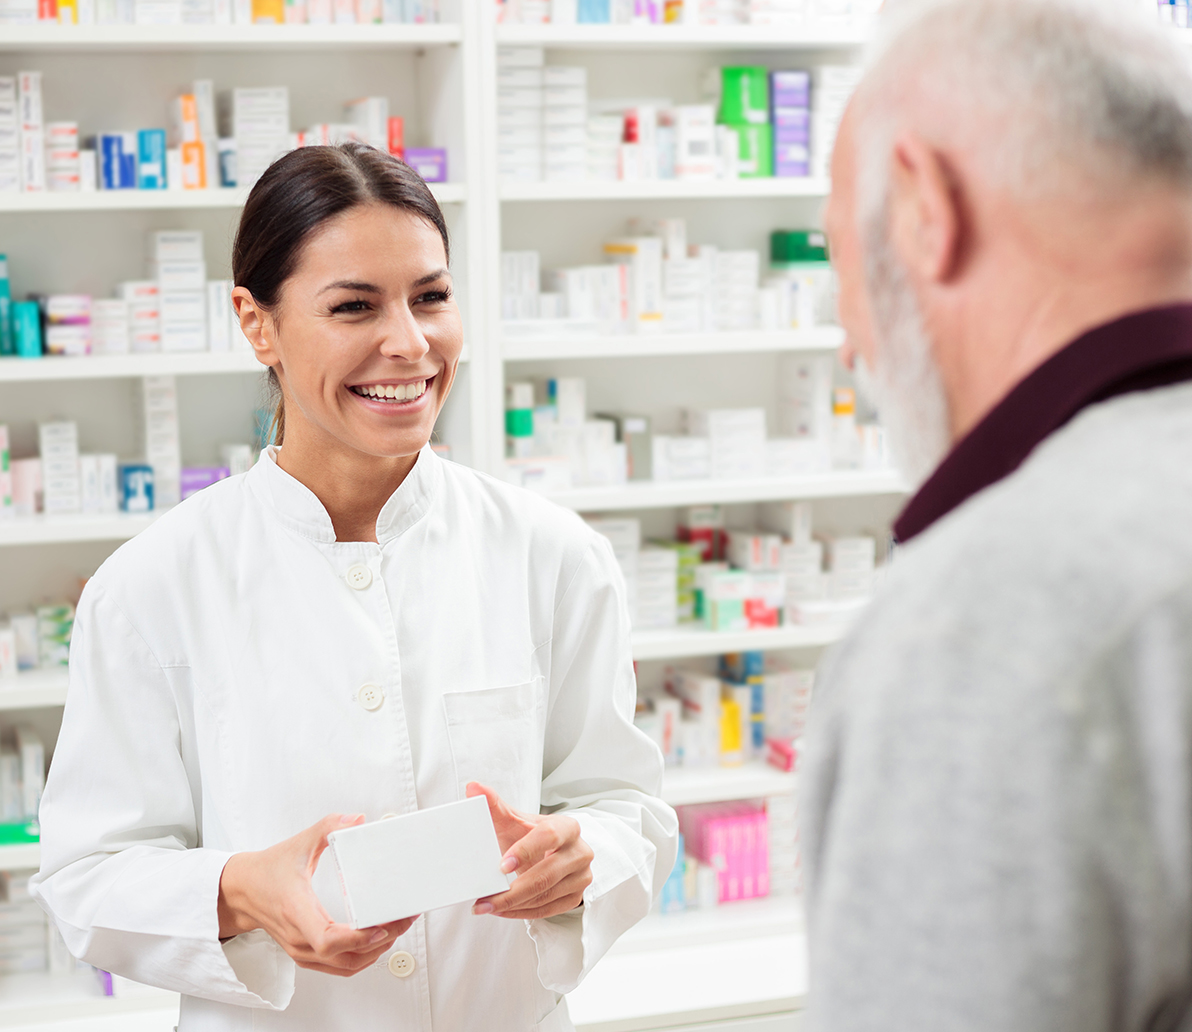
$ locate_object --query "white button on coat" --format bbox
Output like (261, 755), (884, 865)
(357, 684), (384, 711)
(345, 563), (373, 590)
(388, 951), (416, 978)
(30, 445), (677, 1032)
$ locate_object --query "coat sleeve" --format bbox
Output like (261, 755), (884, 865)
(28, 578), (295, 1010)
(526, 535), (679, 994)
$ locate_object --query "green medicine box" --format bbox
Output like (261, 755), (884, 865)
(718, 66), (770, 126)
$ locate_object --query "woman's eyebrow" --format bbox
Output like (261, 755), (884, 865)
(412, 268), (451, 288)
(319, 280), (382, 295)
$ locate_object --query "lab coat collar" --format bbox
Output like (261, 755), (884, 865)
(249, 444), (441, 546)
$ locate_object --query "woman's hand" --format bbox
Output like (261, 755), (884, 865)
(217, 814), (417, 976)
(467, 783), (594, 921)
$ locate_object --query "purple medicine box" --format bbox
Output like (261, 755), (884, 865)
(404, 148), (448, 184)
(770, 70), (811, 109)
(180, 466), (230, 500)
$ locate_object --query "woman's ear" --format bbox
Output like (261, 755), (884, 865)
(232, 286), (280, 369)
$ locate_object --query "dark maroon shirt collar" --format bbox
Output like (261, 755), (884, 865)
(894, 303), (1192, 543)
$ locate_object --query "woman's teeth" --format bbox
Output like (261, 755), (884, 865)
(352, 380), (428, 403)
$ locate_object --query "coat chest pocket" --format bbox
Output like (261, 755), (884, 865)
(442, 679), (547, 814)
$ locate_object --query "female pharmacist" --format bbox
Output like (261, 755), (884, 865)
(31, 143), (677, 1032)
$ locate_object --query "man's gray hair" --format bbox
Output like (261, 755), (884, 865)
(856, 0), (1192, 219)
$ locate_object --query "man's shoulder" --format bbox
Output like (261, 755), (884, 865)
(836, 383), (1192, 703)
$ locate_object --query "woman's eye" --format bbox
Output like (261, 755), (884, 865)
(331, 299), (372, 314)
(416, 289), (452, 305)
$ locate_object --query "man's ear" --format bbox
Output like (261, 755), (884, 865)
(887, 133), (965, 285)
(232, 287), (279, 369)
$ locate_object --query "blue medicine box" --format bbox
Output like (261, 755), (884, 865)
(137, 129), (167, 190)
(120, 464), (155, 512)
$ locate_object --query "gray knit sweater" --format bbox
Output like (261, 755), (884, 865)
(801, 381), (1192, 1032)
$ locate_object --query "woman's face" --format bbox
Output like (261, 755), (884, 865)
(246, 203), (463, 462)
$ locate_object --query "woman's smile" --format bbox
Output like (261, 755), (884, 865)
(348, 376), (434, 407)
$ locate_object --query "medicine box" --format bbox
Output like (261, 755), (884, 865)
(328, 795), (511, 929)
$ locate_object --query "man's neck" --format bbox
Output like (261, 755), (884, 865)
(940, 270), (1192, 442)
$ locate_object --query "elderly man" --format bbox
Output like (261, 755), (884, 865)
(803, 1), (1192, 1029)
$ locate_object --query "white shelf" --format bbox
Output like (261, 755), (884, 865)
(500, 176), (830, 202)
(0, 181), (466, 214)
(502, 327), (843, 361)
(0, 845), (40, 873)
(0, 970), (176, 1027)
(661, 761), (794, 806)
(568, 930), (804, 1031)
(614, 897), (801, 955)
(0, 22), (462, 51)
(496, 22), (867, 49)
(0, 669), (69, 710)
(546, 469), (907, 512)
(0, 352), (264, 382)
(632, 621), (846, 661)
(0, 513), (159, 548)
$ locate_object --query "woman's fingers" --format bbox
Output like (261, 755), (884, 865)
(223, 814), (420, 979)
(475, 828), (593, 916)
(466, 782), (536, 854)
(302, 813), (365, 875)
(499, 814), (580, 875)
(486, 862), (592, 916)
(496, 869), (592, 919)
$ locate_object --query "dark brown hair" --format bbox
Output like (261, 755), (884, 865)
(232, 142), (450, 446)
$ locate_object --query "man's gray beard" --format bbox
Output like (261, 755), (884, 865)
(854, 233), (953, 491)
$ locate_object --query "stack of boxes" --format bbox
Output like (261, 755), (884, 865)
(497, 47), (544, 183)
(0, 870), (50, 975)
(44, 296), (91, 356)
(768, 500), (825, 606)
(502, 217), (839, 337)
(770, 71), (810, 177)
(810, 65), (863, 179)
(504, 376), (630, 490)
(153, 231), (207, 354)
(686, 407), (767, 480)
(679, 801), (769, 903)
(587, 111), (623, 181)
(765, 793), (800, 896)
(0, 425), (10, 519)
(716, 66), (770, 179)
(343, 96), (390, 152)
(776, 353), (833, 471)
(500, 251), (541, 320)
(0, 247), (245, 358)
(503, 369), (888, 489)
(121, 279), (162, 354)
(712, 250), (761, 331)
(44, 121), (81, 192)
(544, 64), (588, 182)
(140, 375), (182, 508)
(227, 86), (290, 190)
(644, 651), (815, 769)
(636, 546), (679, 630)
(0, 80), (17, 193)
(37, 421), (80, 516)
(35, 605), (73, 668)
(17, 72), (44, 193)
(602, 236), (663, 334)
(668, 105), (717, 180)
(585, 516), (640, 625)
(79, 453), (119, 513)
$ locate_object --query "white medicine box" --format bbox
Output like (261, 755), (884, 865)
(328, 796), (511, 929)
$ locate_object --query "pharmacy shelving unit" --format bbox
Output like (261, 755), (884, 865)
(0, 7), (881, 1030)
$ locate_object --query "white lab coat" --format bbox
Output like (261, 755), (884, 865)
(31, 445), (677, 1032)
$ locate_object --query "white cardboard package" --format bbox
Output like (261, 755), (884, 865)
(327, 796), (512, 929)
